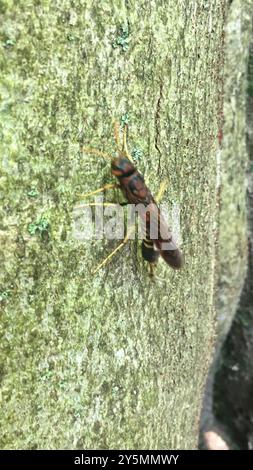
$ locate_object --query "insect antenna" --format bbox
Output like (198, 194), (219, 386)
(114, 121), (121, 152)
(122, 124), (134, 163)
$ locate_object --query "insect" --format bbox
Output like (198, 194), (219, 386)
(78, 122), (184, 275)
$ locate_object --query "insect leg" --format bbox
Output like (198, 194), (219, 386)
(75, 203), (118, 210)
(82, 147), (112, 161)
(156, 180), (167, 203)
(148, 263), (157, 278)
(92, 225), (135, 274)
(75, 201), (129, 210)
(76, 183), (120, 199)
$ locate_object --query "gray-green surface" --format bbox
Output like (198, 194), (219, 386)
(0, 0), (243, 449)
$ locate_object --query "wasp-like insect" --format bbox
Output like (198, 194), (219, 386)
(79, 123), (184, 275)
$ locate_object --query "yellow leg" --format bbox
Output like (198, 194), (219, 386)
(92, 226), (135, 274)
(82, 147), (112, 161)
(75, 202), (118, 209)
(148, 263), (156, 277)
(76, 183), (119, 199)
(156, 180), (167, 203)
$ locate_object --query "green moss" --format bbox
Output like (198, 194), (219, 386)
(215, 0), (252, 341)
(2, 38), (15, 48)
(27, 218), (50, 237)
(0, 290), (10, 302)
(112, 24), (130, 52)
(131, 146), (143, 163)
(27, 188), (39, 198)
(120, 113), (130, 127)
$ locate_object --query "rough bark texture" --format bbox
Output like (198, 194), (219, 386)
(200, 0), (253, 448)
(1, 0), (226, 449)
(213, 35), (253, 449)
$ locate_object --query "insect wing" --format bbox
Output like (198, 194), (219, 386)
(145, 204), (184, 270)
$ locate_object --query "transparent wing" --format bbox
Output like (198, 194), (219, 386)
(138, 202), (184, 269)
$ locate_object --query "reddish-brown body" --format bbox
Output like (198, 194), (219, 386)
(111, 156), (184, 269)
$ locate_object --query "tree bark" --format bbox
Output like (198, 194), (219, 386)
(212, 4), (253, 449)
(1, 0), (227, 449)
(199, 0), (253, 448)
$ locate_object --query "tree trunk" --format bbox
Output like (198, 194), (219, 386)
(212, 4), (253, 449)
(1, 0), (227, 449)
(200, 0), (253, 448)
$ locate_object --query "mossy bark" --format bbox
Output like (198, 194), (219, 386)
(200, 0), (253, 448)
(216, 0), (252, 342)
(1, 0), (226, 449)
(213, 24), (253, 449)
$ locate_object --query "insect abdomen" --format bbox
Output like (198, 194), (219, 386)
(141, 238), (160, 264)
